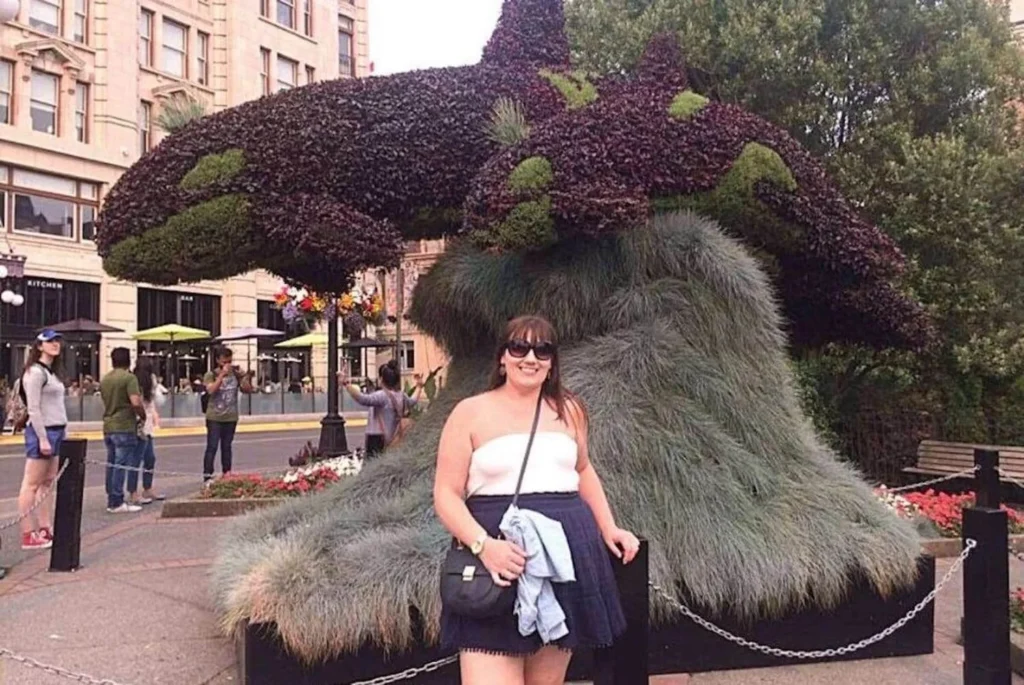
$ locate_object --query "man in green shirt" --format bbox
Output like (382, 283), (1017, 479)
(202, 346), (254, 481)
(100, 348), (146, 513)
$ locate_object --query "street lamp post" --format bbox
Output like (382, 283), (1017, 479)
(0, 261), (26, 384)
(317, 305), (348, 457)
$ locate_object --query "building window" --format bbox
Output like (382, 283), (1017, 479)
(260, 48), (271, 96)
(162, 19), (188, 78)
(197, 32), (210, 86)
(338, 16), (354, 77)
(6, 169), (97, 240)
(0, 62), (12, 125)
(305, 65), (315, 84)
(75, 83), (88, 142)
(73, 0), (88, 43)
(30, 70), (58, 135)
(29, 0), (61, 35)
(303, 0), (312, 35)
(276, 55), (297, 92)
(276, 0), (294, 29)
(139, 10), (153, 67)
(139, 101), (151, 154)
(401, 341), (415, 371)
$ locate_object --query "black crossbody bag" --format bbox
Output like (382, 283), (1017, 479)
(439, 393), (544, 619)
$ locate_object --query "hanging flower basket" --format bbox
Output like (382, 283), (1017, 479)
(274, 285), (384, 334)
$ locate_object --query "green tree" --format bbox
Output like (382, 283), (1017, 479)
(567, 0), (1024, 441)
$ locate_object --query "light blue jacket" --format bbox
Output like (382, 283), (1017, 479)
(499, 504), (576, 643)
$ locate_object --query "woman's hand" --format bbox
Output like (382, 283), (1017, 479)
(40, 438), (52, 457)
(603, 527), (640, 564)
(336, 369), (350, 385)
(478, 538), (527, 587)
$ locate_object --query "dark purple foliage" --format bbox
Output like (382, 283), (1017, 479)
(95, 0), (928, 349)
(463, 42), (932, 349)
(481, 0), (570, 68)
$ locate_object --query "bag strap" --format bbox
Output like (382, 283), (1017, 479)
(511, 393), (545, 509)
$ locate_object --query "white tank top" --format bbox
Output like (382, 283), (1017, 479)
(466, 432), (580, 497)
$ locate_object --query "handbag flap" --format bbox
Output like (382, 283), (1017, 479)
(442, 546), (490, 578)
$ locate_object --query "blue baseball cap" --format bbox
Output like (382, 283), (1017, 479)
(37, 329), (63, 342)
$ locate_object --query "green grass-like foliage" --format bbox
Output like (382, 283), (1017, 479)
(539, 68), (598, 109)
(507, 156), (554, 193)
(668, 90), (709, 119)
(487, 96), (532, 147)
(102, 194), (256, 285)
(209, 212), (919, 661)
(180, 149), (246, 191)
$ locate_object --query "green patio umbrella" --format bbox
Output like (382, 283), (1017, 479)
(132, 324), (211, 417)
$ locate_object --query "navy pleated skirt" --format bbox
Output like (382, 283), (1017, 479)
(440, 492), (627, 656)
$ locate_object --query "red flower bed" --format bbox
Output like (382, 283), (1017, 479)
(902, 489), (1024, 537)
(200, 469), (341, 500)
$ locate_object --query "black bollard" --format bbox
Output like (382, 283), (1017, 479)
(49, 438), (87, 573)
(593, 539), (649, 685)
(963, 448), (1011, 685)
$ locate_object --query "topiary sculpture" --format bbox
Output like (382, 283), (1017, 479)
(94, 0), (930, 665)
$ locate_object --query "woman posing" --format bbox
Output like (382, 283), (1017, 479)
(434, 315), (639, 685)
(18, 329), (68, 550)
(339, 360), (424, 457)
(127, 357), (164, 505)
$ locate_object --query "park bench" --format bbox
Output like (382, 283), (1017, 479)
(903, 439), (1024, 482)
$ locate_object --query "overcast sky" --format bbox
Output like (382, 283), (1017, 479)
(368, 0), (504, 75)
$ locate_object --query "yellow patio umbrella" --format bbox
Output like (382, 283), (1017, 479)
(131, 324), (211, 416)
(274, 331), (329, 348)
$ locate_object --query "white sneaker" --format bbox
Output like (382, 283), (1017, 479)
(106, 503), (142, 514)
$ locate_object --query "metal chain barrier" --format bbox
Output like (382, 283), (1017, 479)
(881, 466), (979, 493)
(346, 655), (459, 685)
(0, 647), (132, 685)
(997, 468), (1024, 492)
(651, 538), (976, 660)
(0, 460), (69, 532)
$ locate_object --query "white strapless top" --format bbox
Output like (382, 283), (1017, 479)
(467, 432), (580, 497)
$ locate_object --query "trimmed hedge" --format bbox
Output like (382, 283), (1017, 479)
(669, 90), (710, 120)
(508, 156), (554, 193)
(180, 149), (246, 190)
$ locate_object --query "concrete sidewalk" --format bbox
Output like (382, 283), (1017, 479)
(1, 511), (1023, 685)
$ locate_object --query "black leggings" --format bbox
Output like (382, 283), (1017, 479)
(365, 434), (386, 459)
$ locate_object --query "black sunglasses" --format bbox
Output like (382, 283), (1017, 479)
(505, 339), (556, 361)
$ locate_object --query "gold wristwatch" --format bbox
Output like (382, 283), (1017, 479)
(470, 533), (487, 556)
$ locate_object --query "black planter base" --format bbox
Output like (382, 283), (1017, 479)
(236, 555), (935, 684)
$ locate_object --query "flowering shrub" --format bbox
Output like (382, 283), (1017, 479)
(1012, 588), (1024, 633)
(273, 285), (383, 332)
(201, 456), (362, 500)
(875, 487), (1024, 538)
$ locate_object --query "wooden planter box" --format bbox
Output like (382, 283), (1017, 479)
(161, 496), (288, 519)
(235, 554), (936, 683)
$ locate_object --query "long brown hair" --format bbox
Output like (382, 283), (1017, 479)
(488, 314), (587, 427)
(24, 340), (63, 380)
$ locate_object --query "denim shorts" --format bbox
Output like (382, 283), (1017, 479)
(25, 425), (66, 460)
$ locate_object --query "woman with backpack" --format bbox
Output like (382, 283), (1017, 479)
(340, 360), (424, 458)
(16, 329), (67, 551)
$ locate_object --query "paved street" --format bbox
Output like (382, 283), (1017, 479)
(0, 426), (364, 572)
